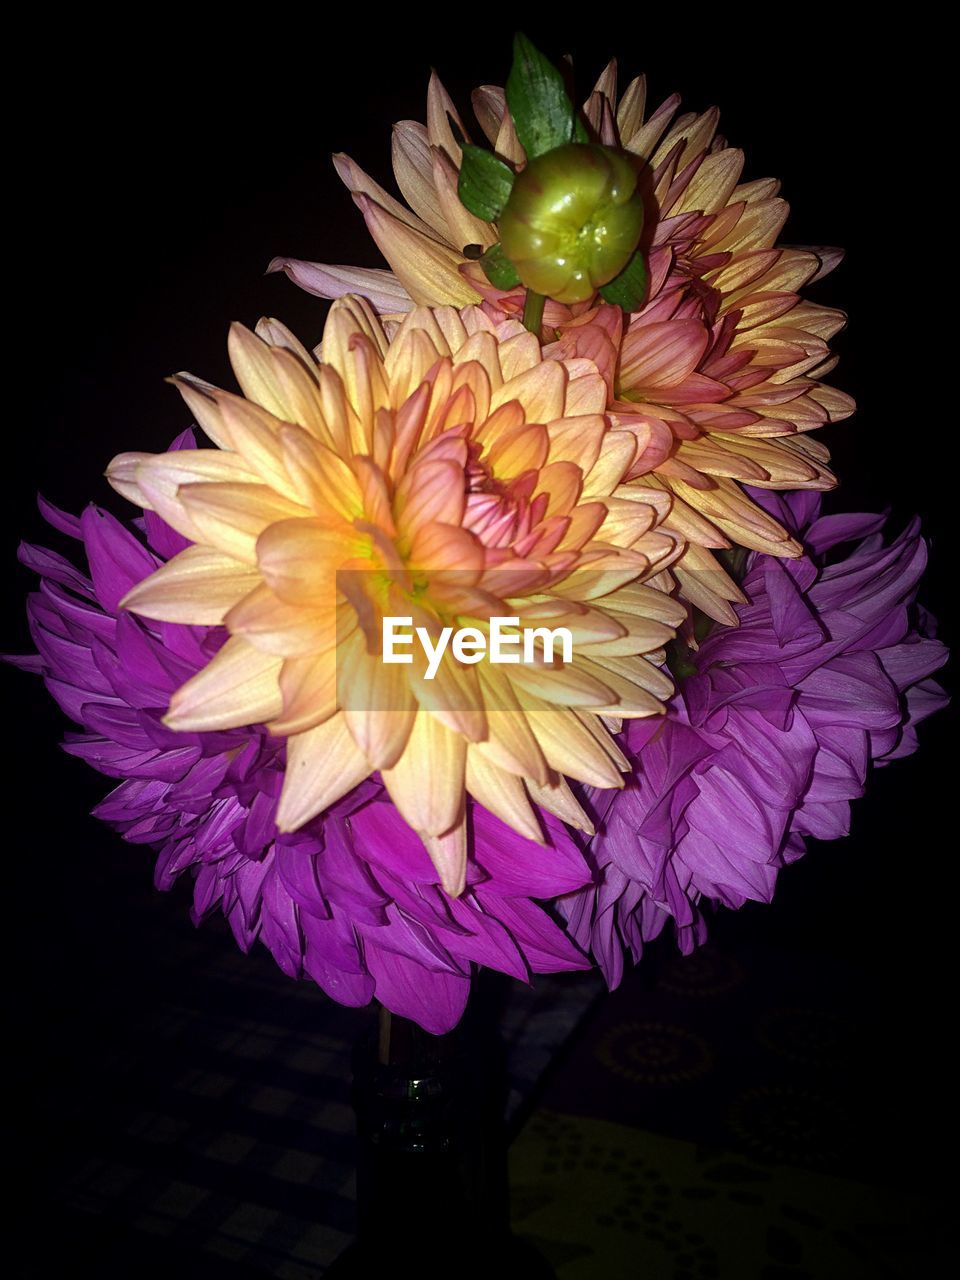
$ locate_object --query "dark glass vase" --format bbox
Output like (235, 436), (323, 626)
(328, 979), (554, 1278)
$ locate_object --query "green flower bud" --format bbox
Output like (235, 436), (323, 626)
(498, 143), (644, 305)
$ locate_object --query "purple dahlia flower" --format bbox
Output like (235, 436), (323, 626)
(560, 489), (949, 988)
(7, 432), (589, 1034)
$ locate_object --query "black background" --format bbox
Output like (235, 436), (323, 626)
(4, 15), (954, 1274)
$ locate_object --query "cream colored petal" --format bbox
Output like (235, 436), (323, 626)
(164, 636), (282, 732)
(333, 150), (440, 238)
(396, 459), (466, 536)
(473, 666), (550, 784)
(523, 701), (626, 788)
(106, 452), (156, 508)
(582, 432), (637, 498)
(432, 146), (499, 251)
(266, 257), (415, 314)
(603, 580), (688, 627)
(256, 517), (356, 605)
(254, 317), (317, 365)
(525, 775), (594, 834)
(276, 713), (372, 831)
(572, 655), (669, 717)
(677, 147), (745, 214)
(563, 367), (609, 416)
(471, 84), (507, 146)
(227, 324), (329, 435)
(497, 331), (542, 381)
(171, 375), (232, 449)
(381, 709), (467, 836)
(323, 294), (391, 360)
(466, 750), (544, 845)
(135, 452), (263, 546)
(669, 475), (802, 556)
(507, 660), (614, 709)
(213, 393), (304, 501)
(423, 816), (468, 898)
(490, 361), (566, 421)
(179, 482), (308, 564)
(426, 71), (469, 162)
(279, 427), (364, 520)
(615, 74), (647, 144)
(338, 628), (417, 770)
(120, 545), (260, 624)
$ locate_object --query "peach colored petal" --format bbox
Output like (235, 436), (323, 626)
(256, 517), (357, 606)
(270, 654), (339, 735)
(353, 195), (481, 307)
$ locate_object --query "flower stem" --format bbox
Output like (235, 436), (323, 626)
(521, 289), (545, 336)
(378, 1004), (392, 1065)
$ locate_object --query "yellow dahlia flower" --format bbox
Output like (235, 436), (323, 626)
(271, 64), (854, 622)
(108, 299), (684, 894)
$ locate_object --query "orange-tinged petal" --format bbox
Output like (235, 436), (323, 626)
(396, 459), (465, 536)
(581, 432), (637, 498)
(225, 583), (337, 657)
(270, 654), (339, 735)
(106, 452), (157, 508)
(491, 361), (566, 422)
(338, 628), (417, 770)
(525, 775), (594, 834)
(488, 421), (549, 476)
(227, 323), (326, 431)
(279, 426), (364, 520)
(392, 120), (454, 238)
(256, 517), (357, 606)
(472, 673), (548, 787)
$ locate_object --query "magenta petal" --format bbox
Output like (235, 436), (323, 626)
(364, 943), (470, 1035)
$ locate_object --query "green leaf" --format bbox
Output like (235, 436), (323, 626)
(478, 243), (521, 289)
(598, 248), (649, 310)
(573, 114), (589, 144)
(506, 33), (575, 160)
(458, 145), (516, 222)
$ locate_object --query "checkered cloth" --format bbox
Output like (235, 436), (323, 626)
(43, 908), (602, 1278)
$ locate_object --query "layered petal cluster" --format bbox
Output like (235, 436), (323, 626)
(271, 65), (853, 620)
(108, 301), (685, 893)
(7, 459), (591, 1033)
(558, 490), (949, 987)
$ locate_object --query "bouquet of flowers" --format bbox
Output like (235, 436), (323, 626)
(8, 36), (947, 1034)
